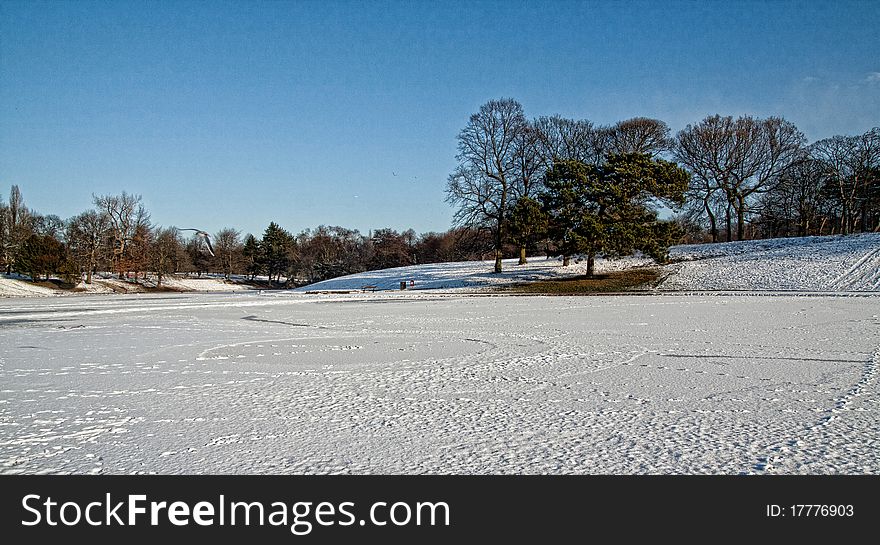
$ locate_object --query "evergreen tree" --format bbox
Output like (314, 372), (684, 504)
(260, 222), (295, 284)
(541, 153), (689, 276)
(16, 233), (66, 281)
(242, 234), (262, 280)
(508, 197), (548, 264)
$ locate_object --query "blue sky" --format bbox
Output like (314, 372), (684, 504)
(1, 0), (878, 237)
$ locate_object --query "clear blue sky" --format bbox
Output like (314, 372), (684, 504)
(1, 0), (878, 238)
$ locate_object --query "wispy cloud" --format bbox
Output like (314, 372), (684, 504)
(802, 76), (820, 83)
(865, 72), (880, 84)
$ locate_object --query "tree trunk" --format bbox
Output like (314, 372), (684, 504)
(494, 249), (502, 273)
(562, 255), (570, 267)
(518, 246), (527, 265)
(860, 202), (868, 233)
(725, 203), (733, 242)
(586, 251), (595, 277)
(736, 195), (746, 241)
(157, 272), (163, 287)
(704, 198), (718, 243)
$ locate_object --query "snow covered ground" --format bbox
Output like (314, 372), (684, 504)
(3, 233), (878, 297)
(1, 234), (878, 474)
(297, 233), (880, 293)
(295, 255), (651, 292)
(1, 291), (877, 474)
(661, 232), (880, 292)
(0, 274), (254, 297)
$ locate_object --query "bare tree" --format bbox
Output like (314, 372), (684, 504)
(815, 128), (880, 233)
(676, 115), (804, 241)
(3, 185), (33, 274)
(757, 156), (826, 237)
(675, 116), (731, 241)
(510, 121), (546, 264)
(852, 128), (880, 232)
(534, 116), (594, 166)
(733, 117), (805, 239)
(609, 117), (671, 156)
(447, 98), (528, 272)
(66, 210), (111, 284)
(93, 192), (150, 277)
(128, 222), (153, 279)
(213, 227), (242, 280)
(151, 227), (183, 287)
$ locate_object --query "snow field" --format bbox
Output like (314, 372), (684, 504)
(1, 292), (877, 474)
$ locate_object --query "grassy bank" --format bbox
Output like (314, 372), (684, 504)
(506, 268), (661, 294)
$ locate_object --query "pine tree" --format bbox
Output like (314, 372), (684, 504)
(242, 234), (261, 280)
(541, 153), (689, 276)
(260, 222), (295, 284)
(508, 197), (548, 264)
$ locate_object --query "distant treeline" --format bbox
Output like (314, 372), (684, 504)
(0, 186), (496, 287)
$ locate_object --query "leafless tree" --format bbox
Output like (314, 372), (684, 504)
(127, 222), (153, 279)
(534, 116), (593, 166)
(814, 128), (880, 233)
(66, 210), (111, 284)
(609, 117), (671, 156)
(447, 98), (528, 272)
(757, 156), (826, 237)
(213, 227), (242, 280)
(151, 227), (183, 287)
(93, 192), (150, 277)
(675, 115), (804, 241)
(2, 185), (33, 274)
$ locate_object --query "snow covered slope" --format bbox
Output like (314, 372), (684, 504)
(0, 274), (254, 297)
(294, 255), (650, 292)
(661, 232), (880, 291)
(0, 276), (59, 297)
(297, 233), (880, 293)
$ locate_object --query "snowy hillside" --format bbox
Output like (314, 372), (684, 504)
(298, 232), (880, 293)
(294, 255), (651, 292)
(662, 232), (880, 291)
(3, 233), (879, 297)
(0, 274), (254, 298)
(0, 275), (59, 297)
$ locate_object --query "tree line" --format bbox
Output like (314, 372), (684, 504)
(446, 98), (879, 273)
(0, 186), (496, 286)
(2, 99), (877, 285)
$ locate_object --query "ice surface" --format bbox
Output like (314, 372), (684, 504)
(1, 291), (877, 474)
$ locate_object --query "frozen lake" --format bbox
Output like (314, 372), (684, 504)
(1, 291), (878, 474)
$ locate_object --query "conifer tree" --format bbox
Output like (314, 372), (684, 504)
(541, 153), (689, 276)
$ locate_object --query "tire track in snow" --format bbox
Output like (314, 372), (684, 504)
(750, 344), (880, 474)
(828, 246), (880, 291)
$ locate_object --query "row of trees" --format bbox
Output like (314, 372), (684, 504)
(3, 100), (876, 284)
(0, 185), (497, 286)
(446, 98), (879, 272)
(241, 223), (498, 285)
